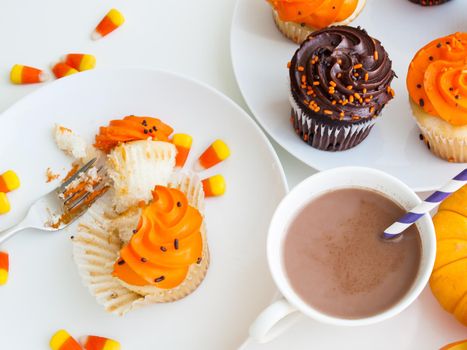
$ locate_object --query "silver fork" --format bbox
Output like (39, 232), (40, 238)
(0, 158), (109, 245)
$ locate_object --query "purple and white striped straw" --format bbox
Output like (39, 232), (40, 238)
(383, 168), (467, 239)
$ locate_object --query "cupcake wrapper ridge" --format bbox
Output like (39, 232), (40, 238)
(417, 123), (467, 163)
(272, 10), (314, 44)
(290, 93), (377, 151)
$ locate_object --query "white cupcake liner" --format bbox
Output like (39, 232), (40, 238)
(410, 99), (467, 163)
(72, 173), (208, 316)
(416, 123), (467, 162)
(289, 92), (377, 151)
(272, 10), (313, 44)
(272, 0), (366, 44)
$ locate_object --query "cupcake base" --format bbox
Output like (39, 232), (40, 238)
(410, 99), (467, 162)
(272, 10), (314, 45)
(272, 0), (367, 44)
(290, 94), (376, 151)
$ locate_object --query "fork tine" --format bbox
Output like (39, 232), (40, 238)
(62, 166), (104, 205)
(57, 158), (97, 194)
(66, 182), (109, 213)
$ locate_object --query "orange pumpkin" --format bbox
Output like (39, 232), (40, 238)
(440, 339), (467, 350)
(430, 185), (467, 326)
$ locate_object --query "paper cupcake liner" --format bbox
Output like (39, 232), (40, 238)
(272, 10), (313, 44)
(72, 173), (209, 316)
(410, 99), (467, 163)
(272, 0), (366, 44)
(416, 123), (467, 163)
(290, 93), (377, 151)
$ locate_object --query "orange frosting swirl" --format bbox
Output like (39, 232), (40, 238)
(113, 186), (203, 289)
(267, 0), (358, 29)
(407, 32), (467, 126)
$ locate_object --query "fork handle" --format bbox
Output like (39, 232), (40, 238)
(0, 221), (28, 245)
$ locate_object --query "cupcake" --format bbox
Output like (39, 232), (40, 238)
(73, 172), (209, 315)
(53, 116), (213, 315)
(267, 0), (366, 44)
(407, 32), (467, 162)
(289, 26), (396, 151)
(408, 0), (452, 6)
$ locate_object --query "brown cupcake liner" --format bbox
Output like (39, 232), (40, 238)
(290, 93), (377, 151)
(72, 173), (209, 316)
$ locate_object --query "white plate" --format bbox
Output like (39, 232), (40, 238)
(0, 68), (287, 349)
(231, 0), (466, 191)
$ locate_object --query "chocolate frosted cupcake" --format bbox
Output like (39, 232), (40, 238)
(289, 26), (395, 151)
(408, 0), (452, 6)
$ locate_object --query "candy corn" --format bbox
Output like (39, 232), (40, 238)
(64, 54), (96, 71)
(10, 64), (48, 84)
(194, 139), (230, 171)
(0, 193), (10, 215)
(202, 175), (226, 197)
(52, 63), (78, 79)
(81, 335), (121, 350)
(50, 330), (81, 350)
(0, 252), (8, 285)
(0, 170), (20, 193)
(440, 339), (467, 350)
(92, 8), (125, 40)
(172, 133), (193, 168)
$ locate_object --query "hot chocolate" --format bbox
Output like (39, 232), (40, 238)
(283, 188), (421, 319)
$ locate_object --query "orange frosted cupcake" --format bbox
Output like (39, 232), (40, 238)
(266, 0), (366, 44)
(112, 184), (207, 295)
(407, 32), (467, 162)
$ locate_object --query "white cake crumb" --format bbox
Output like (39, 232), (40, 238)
(107, 140), (176, 213)
(54, 124), (87, 160)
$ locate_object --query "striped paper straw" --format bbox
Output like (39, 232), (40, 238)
(383, 168), (467, 239)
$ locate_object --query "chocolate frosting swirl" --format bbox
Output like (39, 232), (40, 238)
(290, 26), (396, 124)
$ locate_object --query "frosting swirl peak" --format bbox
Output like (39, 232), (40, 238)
(113, 186), (203, 289)
(407, 32), (467, 126)
(290, 26), (395, 123)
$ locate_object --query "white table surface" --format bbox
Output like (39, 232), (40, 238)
(0, 0), (314, 190)
(0, 0), (442, 349)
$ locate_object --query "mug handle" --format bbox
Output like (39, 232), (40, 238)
(249, 298), (299, 343)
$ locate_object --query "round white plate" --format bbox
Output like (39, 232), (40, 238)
(0, 68), (287, 350)
(231, 0), (466, 191)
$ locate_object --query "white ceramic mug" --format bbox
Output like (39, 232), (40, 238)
(249, 167), (436, 343)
